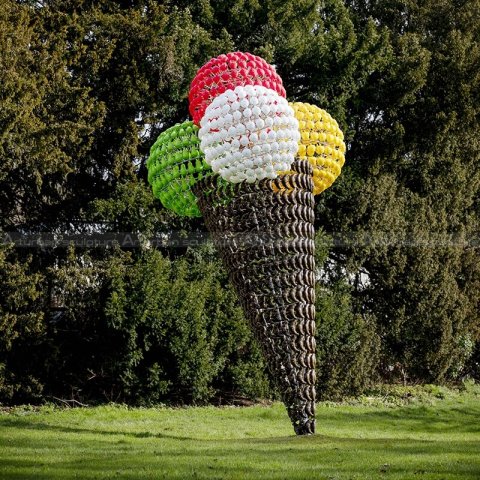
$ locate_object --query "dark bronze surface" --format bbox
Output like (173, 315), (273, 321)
(193, 160), (317, 435)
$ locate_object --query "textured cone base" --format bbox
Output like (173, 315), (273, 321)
(193, 161), (316, 435)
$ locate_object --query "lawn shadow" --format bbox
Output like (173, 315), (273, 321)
(324, 403), (480, 435)
(0, 417), (193, 441)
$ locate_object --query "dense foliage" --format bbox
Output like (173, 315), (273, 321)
(0, 0), (478, 405)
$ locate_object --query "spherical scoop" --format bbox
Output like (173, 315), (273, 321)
(147, 121), (211, 217)
(290, 102), (346, 194)
(198, 85), (300, 184)
(189, 51), (286, 125)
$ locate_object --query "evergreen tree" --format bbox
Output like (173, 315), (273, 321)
(334, 0), (480, 380)
(1, 0), (478, 403)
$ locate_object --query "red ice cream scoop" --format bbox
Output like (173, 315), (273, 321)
(188, 51), (286, 125)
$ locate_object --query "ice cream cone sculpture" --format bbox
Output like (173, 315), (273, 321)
(146, 52), (346, 435)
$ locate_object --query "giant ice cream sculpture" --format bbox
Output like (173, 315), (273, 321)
(147, 52), (346, 435)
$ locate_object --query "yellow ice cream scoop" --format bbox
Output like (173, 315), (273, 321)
(289, 102), (346, 195)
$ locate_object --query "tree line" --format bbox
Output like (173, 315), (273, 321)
(0, 0), (479, 405)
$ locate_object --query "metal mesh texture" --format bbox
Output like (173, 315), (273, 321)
(193, 160), (316, 435)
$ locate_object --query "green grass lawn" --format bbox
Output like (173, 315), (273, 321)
(1, 385), (479, 479)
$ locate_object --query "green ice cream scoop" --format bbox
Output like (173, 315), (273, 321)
(147, 121), (211, 217)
